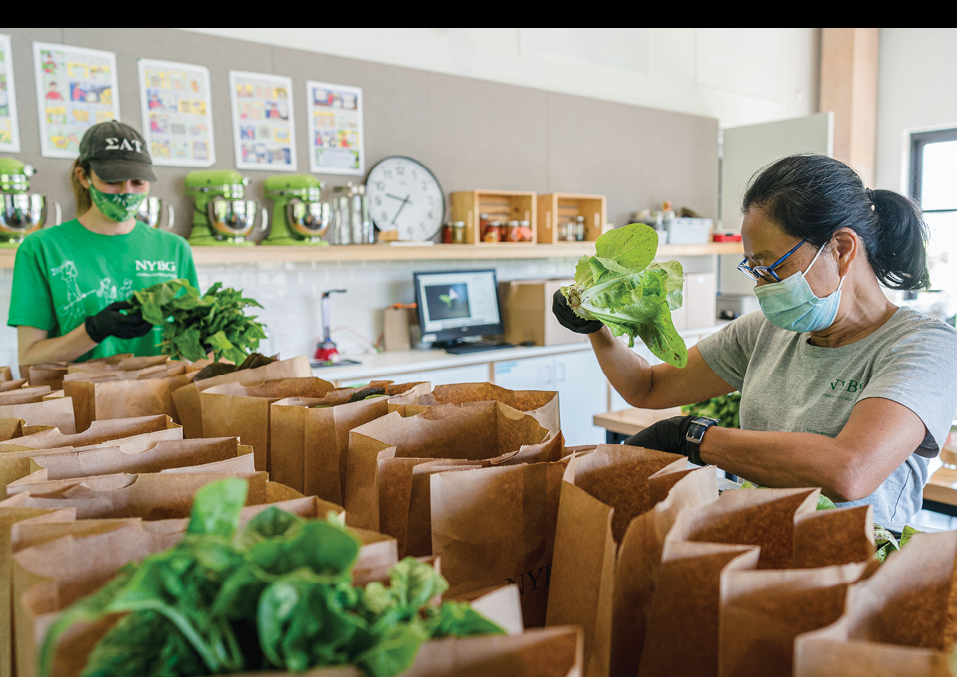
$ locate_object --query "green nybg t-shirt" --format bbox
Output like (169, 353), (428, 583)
(7, 219), (199, 361)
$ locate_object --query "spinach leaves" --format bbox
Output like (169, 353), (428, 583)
(127, 279), (268, 364)
(39, 479), (504, 677)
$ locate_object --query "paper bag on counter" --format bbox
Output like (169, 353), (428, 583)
(609, 466), (719, 677)
(794, 530), (957, 677)
(0, 470), (268, 520)
(201, 376), (338, 473)
(544, 445), (688, 677)
(26, 364), (68, 391)
(172, 354), (313, 438)
(719, 560), (876, 677)
(345, 401), (549, 531)
(379, 431), (565, 558)
(6, 437), (253, 493)
(0, 419), (23, 442)
(0, 379), (27, 393)
(62, 366), (195, 433)
(0, 367), (11, 382)
(791, 504), (876, 568)
(0, 395), (74, 434)
(1, 414), (182, 453)
(430, 457), (568, 628)
(637, 540), (760, 677)
(270, 381), (431, 503)
(0, 387), (52, 405)
(393, 382), (561, 436)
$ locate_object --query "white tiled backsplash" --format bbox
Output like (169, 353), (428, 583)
(0, 257), (581, 375)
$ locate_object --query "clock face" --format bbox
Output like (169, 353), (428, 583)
(366, 156), (445, 241)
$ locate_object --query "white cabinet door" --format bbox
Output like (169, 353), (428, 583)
(554, 350), (608, 446)
(492, 355), (555, 392)
(343, 363), (490, 388)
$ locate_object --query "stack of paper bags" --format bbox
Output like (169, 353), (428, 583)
(391, 382), (560, 436)
(630, 487), (876, 677)
(199, 376), (342, 473)
(794, 529), (957, 677)
(270, 380), (431, 503)
(0, 388), (74, 434)
(171, 354), (313, 438)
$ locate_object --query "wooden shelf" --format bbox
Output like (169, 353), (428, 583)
(0, 241), (742, 268)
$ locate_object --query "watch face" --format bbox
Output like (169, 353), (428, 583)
(366, 156), (445, 241)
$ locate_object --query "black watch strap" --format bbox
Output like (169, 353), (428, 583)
(685, 416), (719, 465)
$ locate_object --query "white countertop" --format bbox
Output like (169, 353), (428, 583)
(312, 324), (727, 382)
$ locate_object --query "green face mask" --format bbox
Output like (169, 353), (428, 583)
(89, 184), (149, 222)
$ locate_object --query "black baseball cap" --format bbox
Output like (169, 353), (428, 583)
(78, 120), (158, 182)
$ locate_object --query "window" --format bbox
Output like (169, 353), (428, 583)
(910, 129), (957, 298)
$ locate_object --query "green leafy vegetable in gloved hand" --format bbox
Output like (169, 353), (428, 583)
(561, 223), (687, 367)
(39, 479), (504, 677)
(127, 279), (267, 364)
(682, 392), (742, 428)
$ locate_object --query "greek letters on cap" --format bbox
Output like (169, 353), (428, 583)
(103, 137), (143, 152)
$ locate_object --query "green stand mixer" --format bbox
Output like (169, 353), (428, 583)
(262, 174), (330, 245)
(185, 169), (268, 246)
(0, 158), (61, 248)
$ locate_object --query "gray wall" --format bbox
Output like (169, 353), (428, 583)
(3, 28), (718, 238)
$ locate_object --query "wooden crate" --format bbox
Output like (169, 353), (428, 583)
(536, 193), (606, 243)
(449, 190), (537, 244)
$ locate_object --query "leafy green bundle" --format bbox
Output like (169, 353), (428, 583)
(127, 279), (267, 364)
(562, 223), (687, 367)
(39, 479), (503, 677)
(682, 392), (741, 428)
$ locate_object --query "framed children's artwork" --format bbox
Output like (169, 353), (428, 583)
(138, 58), (215, 167)
(229, 70), (296, 171)
(306, 80), (364, 175)
(0, 34), (21, 153)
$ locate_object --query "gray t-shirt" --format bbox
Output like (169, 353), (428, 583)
(697, 307), (957, 523)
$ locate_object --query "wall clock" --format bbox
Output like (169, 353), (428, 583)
(366, 156), (445, 241)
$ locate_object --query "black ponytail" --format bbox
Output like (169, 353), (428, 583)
(742, 154), (929, 291)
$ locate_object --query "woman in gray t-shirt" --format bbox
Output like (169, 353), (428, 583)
(553, 154), (957, 523)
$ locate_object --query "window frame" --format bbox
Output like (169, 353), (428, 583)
(910, 128), (957, 209)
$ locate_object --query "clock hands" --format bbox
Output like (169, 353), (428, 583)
(385, 193), (409, 202)
(391, 195), (411, 225)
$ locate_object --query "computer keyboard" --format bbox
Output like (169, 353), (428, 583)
(444, 342), (515, 354)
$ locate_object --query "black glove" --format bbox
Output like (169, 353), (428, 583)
(623, 415), (706, 465)
(552, 289), (602, 335)
(84, 301), (154, 343)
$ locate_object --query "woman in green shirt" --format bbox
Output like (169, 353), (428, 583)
(8, 120), (198, 364)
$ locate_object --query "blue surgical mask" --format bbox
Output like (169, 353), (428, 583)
(754, 244), (845, 333)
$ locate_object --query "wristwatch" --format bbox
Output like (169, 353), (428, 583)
(685, 416), (719, 465)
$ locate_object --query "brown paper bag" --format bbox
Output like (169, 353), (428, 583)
(200, 376), (338, 472)
(0, 397), (75, 434)
(793, 530), (957, 677)
(0, 471), (268, 519)
(719, 560), (876, 677)
(545, 445), (690, 677)
(0, 367), (11, 382)
(346, 401), (549, 531)
(6, 437), (252, 492)
(609, 466), (719, 677)
(1, 414), (182, 453)
(0, 387), (52, 405)
(431, 458), (568, 628)
(791, 505), (876, 569)
(638, 540), (761, 677)
(172, 354), (313, 438)
(0, 419), (23, 442)
(62, 367), (194, 433)
(26, 364), (68, 391)
(0, 379), (27, 393)
(0, 507), (71, 677)
(395, 382), (561, 436)
(0, 421), (187, 498)
(65, 355), (169, 374)
(378, 432), (565, 558)
(667, 487), (822, 570)
(270, 381), (431, 503)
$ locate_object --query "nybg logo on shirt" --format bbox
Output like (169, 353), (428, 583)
(824, 377), (866, 403)
(135, 260), (177, 278)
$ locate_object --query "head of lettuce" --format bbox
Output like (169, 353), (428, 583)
(561, 223), (688, 368)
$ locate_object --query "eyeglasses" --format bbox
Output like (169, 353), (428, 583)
(737, 239), (807, 283)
